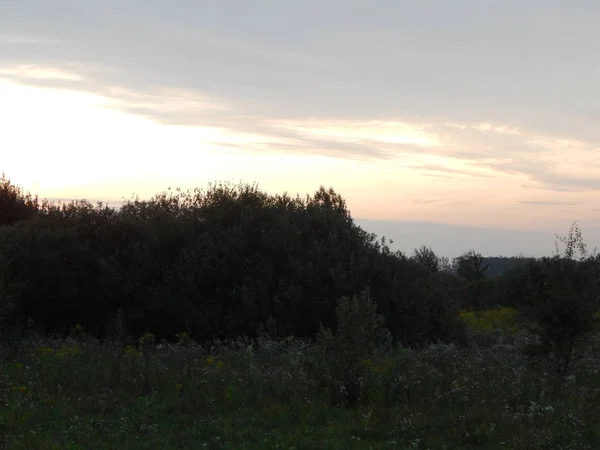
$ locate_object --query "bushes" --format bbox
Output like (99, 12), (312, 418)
(311, 288), (392, 407)
(0, 179), (467, 349)
(520, 224), (600, 380)
(0, 173), (43, 226)
(4, 327), (600, 448)
(525, 257), (599, 378)
(4, 173), (596, 365)
(459, 307), (522, 333)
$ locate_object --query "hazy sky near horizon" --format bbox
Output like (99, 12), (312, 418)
(2, 0), (600, 248)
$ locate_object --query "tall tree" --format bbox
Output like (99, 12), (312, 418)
(0, 174), (41, 226)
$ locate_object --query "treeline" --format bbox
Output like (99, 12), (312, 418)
(0, 173), (598, 349)
(482, 256), (536, 278)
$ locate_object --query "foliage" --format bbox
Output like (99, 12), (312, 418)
(525, 223), (600, 379)
(312, 288), (392, 407)
(484, 255), (537, 278)
(0, 173), (43, 226)
(525, 257), (599, 378)
(0, 178), (466, 348)
(554, 221), (589, 261)
(2, 175), (600, 447)
(453, 250), (494, 309)
(411, 245), (441, 272)
(0, 328), (599, 448)
(454, 250), (489, 282)
(459, 307), (522, 333)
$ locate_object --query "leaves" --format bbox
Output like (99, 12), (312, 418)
(0, 178), (465, 348)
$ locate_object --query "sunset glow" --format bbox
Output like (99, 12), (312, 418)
(2, 0), (600, 256)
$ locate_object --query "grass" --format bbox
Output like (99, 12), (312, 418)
(1, 326), (600, 449)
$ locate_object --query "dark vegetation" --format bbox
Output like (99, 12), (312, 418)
(1, 172), (600, 448)
(0, 173), (471, 347)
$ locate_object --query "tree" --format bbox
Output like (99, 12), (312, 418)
(554, 221), (589, 261)
(526, 222), (600, 383)
(411, 245), (440, 272)
(438, 255), (453, 273)
(314, 288), (392, 407)
(453, 250), (489, 282)
(453, 250), (492, 309)
(0, 174), (41, 226)
(0, 175), (472, 349)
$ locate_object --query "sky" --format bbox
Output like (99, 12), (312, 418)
(2, 0), (600, 258)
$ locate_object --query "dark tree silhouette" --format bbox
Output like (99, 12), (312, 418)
(0, 173), (42, 226)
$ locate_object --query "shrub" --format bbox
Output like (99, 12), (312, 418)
(0, 173), (43, 226)
(311, 288), (392, 407)
(0, 179), (470, 348)
(525, 224), (600, 380)
(459, 307), (522, 333)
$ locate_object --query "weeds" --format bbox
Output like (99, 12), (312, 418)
(0, 324), (599, 449)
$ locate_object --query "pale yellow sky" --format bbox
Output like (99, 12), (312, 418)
(4, 0), (600, 257)
(1, 69), (599, 233)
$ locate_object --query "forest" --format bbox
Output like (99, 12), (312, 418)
(0, 172), (599, 449)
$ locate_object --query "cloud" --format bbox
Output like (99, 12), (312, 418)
(413, 199), (442, 205)
(5, 63), (600, 193)
(407, 164), (491, 179)
(2, 1), (599, 133)
(3, 0), (600, 197)
(530, 174), (600, 193)
(520, 200), (583, 207)
(4, 59), (600, 194)
(0, 65), (83, 81)
(0, 33), (62, 45)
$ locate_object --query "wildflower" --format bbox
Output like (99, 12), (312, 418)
(124, 345), (141, 358)
(55, 345), (80, 359)
(217, 361), (224, 369)
(459, 307), (520, 332)
(361, 359), (374, 369)
(175, 383), (183, 390)
(15, 363), (23, 369)
(11, 385), (26, 392)
(207, 357), (214, 365)
(139, 332), (155, 348)
(38, 347), (55, 355)
(176, 331), (191, 345)
(42, 396), (57, 406)
(224, 385), (235, 401)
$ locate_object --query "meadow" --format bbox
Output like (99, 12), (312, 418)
(1, 307), (599, 450)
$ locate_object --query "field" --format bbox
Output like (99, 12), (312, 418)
(1, 321), (600, 450)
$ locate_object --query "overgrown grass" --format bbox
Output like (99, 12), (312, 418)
(1, 322), (600, 449)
